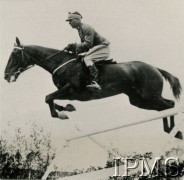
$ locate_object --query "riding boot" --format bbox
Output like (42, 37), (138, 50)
(86, 65), (102, 91)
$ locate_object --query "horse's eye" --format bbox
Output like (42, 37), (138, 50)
(12, 51), (20, 57)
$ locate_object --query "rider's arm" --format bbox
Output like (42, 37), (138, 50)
(76, 24), (94, 53)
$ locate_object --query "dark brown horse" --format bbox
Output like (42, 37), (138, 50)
(4, 38), (182, 119)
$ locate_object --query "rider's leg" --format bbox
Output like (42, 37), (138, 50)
(86, 63), (101, 90)
(83, 44), (110, 90)
(83, 56), (101, 90)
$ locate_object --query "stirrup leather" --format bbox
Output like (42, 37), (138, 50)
(86, 81), (102, 90)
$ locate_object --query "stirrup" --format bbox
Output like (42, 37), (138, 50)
(86, 81), (102, 91)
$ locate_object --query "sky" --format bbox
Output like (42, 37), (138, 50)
(1, 0), (184, 173)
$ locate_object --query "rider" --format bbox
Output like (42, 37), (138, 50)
(65, 11), (110, 91)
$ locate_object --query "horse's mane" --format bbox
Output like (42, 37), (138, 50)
(25, 45), (77, 59)
(25, 45), (63, 53)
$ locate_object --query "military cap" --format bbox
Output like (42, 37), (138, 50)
(66, 11), (82, 21)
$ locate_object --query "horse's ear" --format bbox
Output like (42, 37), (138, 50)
(16, 37), (21, 47)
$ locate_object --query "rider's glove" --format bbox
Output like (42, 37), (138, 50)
(64, 43), (76, 53)
(75, 44), (84, 54)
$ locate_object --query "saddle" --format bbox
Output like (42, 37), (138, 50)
(95, 59), (117, 66)
(77, 52), (117, 66)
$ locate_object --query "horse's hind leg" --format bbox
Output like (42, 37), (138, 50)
(141, 97), (175, 111)
(155, 97), (175, 110)
(151, 97), (174, 111)
(129, 75), (175, 110)
(129, 93), (175, 111)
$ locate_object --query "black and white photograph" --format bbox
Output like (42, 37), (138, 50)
(1, 0), (184, 179)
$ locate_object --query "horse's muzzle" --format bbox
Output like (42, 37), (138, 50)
(4, 74), (10, 82)
(4, 74), (17, 82)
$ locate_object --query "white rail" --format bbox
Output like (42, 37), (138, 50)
(67, 110), (178, 142)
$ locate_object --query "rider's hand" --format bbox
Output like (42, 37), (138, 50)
(75, 44), (83, 54)
(64, 43), (76, 53)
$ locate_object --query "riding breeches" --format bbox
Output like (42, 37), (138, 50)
(83, 44), (110, 67)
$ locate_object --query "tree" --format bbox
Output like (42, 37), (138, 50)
(0, 121), (55, 179)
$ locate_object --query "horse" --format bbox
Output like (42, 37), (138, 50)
(4, 37), (182, 119)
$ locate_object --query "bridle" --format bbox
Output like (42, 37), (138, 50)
(5, 46), (35, 77)
(5, 46), (69, 76)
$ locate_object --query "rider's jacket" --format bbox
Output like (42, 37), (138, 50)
(76, 23), (110, 53)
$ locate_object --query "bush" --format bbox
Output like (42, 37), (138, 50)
(0, 121), (55, 179)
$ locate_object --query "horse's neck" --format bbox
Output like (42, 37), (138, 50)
(25, 46), (76, 74)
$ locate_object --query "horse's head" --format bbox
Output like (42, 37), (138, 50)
(4, 37), (34, 82)
(4, 38), (78, 82)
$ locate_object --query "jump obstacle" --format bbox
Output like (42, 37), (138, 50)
(66, 109), (183, 142)
(42, 109), (183, 179)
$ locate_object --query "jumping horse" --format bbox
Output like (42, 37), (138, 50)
(4, 38), (182, 119)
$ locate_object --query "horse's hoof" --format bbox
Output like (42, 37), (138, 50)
(58, 112), (69, 120)
(66, 104), (76, 112)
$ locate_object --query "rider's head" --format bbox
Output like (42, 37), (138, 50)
(66, 11), (82, 28)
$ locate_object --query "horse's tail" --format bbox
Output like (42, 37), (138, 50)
(158, 68), (182, 99)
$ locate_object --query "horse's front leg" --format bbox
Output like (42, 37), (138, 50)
(45, 84), (73, 119)
(55, 103), (76, 112)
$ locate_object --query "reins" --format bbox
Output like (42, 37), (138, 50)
(7, 46), (77, 76)
(38, 50), (63, 64)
